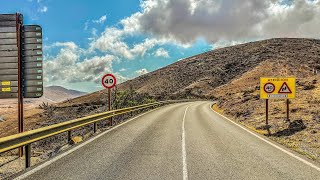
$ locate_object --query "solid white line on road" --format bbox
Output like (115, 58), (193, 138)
(182, 106), (190, 180)
(209, 103), (320, 172)
(14, 107), (165, 180)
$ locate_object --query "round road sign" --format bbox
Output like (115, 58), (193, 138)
(264, 83), (275, 93)
(102, 74), (116, 89)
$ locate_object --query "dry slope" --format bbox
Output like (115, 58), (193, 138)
(67, 38), (320, 106)
(209, 39), (320, 161)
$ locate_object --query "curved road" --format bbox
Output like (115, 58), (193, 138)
(18, 101), (320, 180)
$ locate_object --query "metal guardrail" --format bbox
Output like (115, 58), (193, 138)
(0, 101), (181, 169)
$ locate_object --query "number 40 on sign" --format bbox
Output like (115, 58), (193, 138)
(102, 74), (116, 89)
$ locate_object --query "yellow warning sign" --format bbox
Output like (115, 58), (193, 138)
(260, 77), (296, 99)
(1, 87), (11, 92)
(1, 81), (11, 86)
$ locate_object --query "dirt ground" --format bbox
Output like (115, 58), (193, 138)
(210, 60), (320, 161)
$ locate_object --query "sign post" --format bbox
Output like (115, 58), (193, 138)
(101, 74), (116, 127)
(286, 99), (290, 122)
(17, 13), (24, 157)
(0, 13), (43, 162)
(266, 99), (269, 126)
(260, 77), (296, 132)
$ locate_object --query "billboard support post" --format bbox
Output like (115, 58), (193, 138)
(16, 13), (24, 157)
(286, 99), (290, 122)
(260, 77), (296, 134)
(108, 88), (112, 126)
(266, 99), (268, 126)
(101, 74), (116, 127)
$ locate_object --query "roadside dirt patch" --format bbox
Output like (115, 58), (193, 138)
(210, 59), (320, 162)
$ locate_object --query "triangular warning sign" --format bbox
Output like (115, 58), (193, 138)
(278, 82), (292, 93)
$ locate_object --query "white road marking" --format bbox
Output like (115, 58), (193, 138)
(14, 106), (165, 180)
(182, 106), (190, 180)
(209, 103), (320, 172)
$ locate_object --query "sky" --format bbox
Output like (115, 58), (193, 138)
(1, 0), (320, 92)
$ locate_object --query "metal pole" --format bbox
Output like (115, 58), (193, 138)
(266, 99), (271, 135)
(16, 13), (24, 157)
(93, 122), (97, 133)
(266, 99), (269, 126)
(287, 99), (290, 122)
(108, 88), (112, 126)
(68, 130), (72, 144)
(114, 86), (118, 109)
(25, 144), (31, 168)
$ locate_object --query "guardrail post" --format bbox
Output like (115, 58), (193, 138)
(68, 130), (72, 144)
(94, 122), (97, 133)
(25, 144), (31, 168)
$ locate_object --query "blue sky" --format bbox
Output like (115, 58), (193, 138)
(1, 0), (213, 92)
(1, 0), (319, 92)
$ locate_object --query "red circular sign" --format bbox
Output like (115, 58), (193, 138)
(102, 74), (116, 89)
(264, 83), (275, 93)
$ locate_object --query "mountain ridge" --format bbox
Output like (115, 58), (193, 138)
(64, 38), (320, 106)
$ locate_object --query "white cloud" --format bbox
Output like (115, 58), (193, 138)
(116, 0), (320, 45)
(84, 21), (89, 31)
(259, 0), (320, 38)
(135, 68), (149, 76)
(213, 39), (249, 49)
(89, 27), (171, 59)
(153, 48), (170, 58)
(38, 6), (48, 13)
(89, 6), (192, 60)
(89, 28), (133, 59)
(91, 28), (98, 37)
(93, 15), (107, 24)
(130, 38), (168, 57)
(51, 42), (78, 50)
(119, 68), (127, 72)
(44, 42), (124, 84)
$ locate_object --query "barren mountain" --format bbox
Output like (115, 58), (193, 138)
(66, 38), (320, 105)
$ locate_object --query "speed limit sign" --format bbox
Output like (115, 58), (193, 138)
(264, 83), (275, 93)
(102, 74), (116, 89)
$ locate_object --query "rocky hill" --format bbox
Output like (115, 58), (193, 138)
(120, 38), (319, 98)
(66, 38), (320, 105)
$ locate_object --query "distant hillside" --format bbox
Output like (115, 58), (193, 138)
(0, 86), (87, 137)
(64, 38), (320, 105)
(42, 86), (86, 103)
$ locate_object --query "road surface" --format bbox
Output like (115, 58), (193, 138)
(19, 101), (320, 180)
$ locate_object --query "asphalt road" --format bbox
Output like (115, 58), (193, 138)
(19, 101), (320, 180)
